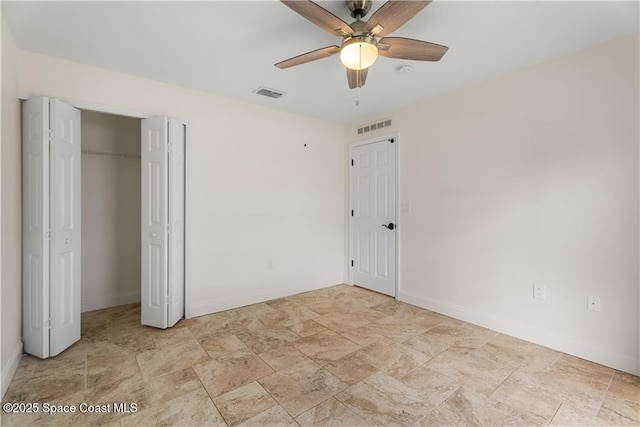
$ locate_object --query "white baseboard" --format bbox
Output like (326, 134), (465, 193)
(191, 283), (343, 318)
(1, 341), (22, 400)
(398, 289), (640, 376)
(81, 291), (141, 312)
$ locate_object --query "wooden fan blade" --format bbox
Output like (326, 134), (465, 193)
(275, 45), (340, 69)
(281, 0), (353, 36)
(347, 68), (368, 89)
(366, 0), (432, 37)
(378, 37), (448, 61)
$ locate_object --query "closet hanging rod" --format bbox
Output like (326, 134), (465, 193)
(81, 149), (141, 159)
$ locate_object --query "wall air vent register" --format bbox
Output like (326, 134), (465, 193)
(357, 119), (393, 135)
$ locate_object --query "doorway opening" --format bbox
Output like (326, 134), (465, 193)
(81, 110), (142, 312)
(22, 97), (188, 359)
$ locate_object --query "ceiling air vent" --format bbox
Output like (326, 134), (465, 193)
(254, 87), (284, 99)
(357, 118), (392, 135)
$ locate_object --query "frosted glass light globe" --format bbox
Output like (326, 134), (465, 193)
(340, 36), (378, 70)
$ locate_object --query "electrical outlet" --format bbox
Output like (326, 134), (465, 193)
(588, 296), (601, 312)
(533, 284), (546, 300)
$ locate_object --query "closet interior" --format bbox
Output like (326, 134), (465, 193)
(81, 110), (141, 312)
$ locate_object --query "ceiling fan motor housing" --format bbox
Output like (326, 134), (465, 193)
(346, 0), (372, 18)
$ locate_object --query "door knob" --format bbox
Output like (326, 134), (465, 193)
(65, 238), (70, 244)
(381, 222), (395, 230)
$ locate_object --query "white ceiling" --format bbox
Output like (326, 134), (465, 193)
(3, 1), (638, 124)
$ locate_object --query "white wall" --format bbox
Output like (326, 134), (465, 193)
(347, 34), (640, 375)
(18, 51), (346, 317)
(1, 16), (23, 398)
(81, 110), (141, 312)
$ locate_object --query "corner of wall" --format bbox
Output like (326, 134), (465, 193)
(1, 14), (24, 398)
(1, 342), (22, 399)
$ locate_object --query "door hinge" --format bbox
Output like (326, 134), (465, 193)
(167, 142), (172, 153)
(351, 260), (354, 267)
(45, 318), (52, 329)
(351, 159), (354, 166)
(166, 224), (170, 234)
(45, 230), (52, 240)
(47, 129), (53, 142)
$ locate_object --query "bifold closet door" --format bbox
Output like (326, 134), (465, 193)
(23, 97), (81, 359)
(168, 119), (185, 326)
(141, 117), (185, 329)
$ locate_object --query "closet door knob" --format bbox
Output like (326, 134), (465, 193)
(65, 238), (70, 244)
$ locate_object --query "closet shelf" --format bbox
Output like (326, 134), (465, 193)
(81, 149), (140, 159)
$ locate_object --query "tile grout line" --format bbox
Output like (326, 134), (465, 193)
(595, 369), (617, 419)
(486, 357), (517, 396)
(254, 376), (302, 425)
(484, 361), (557, 424)
(84, 355), (88, 393)
(425, 384), (463, 422)
(192, 359), (231, 427)
(547, 400), (568, 427)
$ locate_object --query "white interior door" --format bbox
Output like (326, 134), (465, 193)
(350, 138), (397, 296)
(141, 117), (185, 328)
(168, 119), (185, 327)
(22, 97), (51, 359)
(141, 117), (169, 328)
(49, 99), (81, 356)
(22, 97), (81, 359)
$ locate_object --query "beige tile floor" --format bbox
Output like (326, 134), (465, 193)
(2, 284), (638, 426)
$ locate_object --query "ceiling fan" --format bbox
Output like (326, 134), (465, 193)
(275, 0), (448, 89)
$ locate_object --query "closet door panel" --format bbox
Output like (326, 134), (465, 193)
(142, 117), (169, 328)
(49, 99), (81, 356)
(168, 119), (185, 327)
(22, 97), (50, 359)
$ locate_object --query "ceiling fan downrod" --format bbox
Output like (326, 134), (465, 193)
(346, 0), (372, 19)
